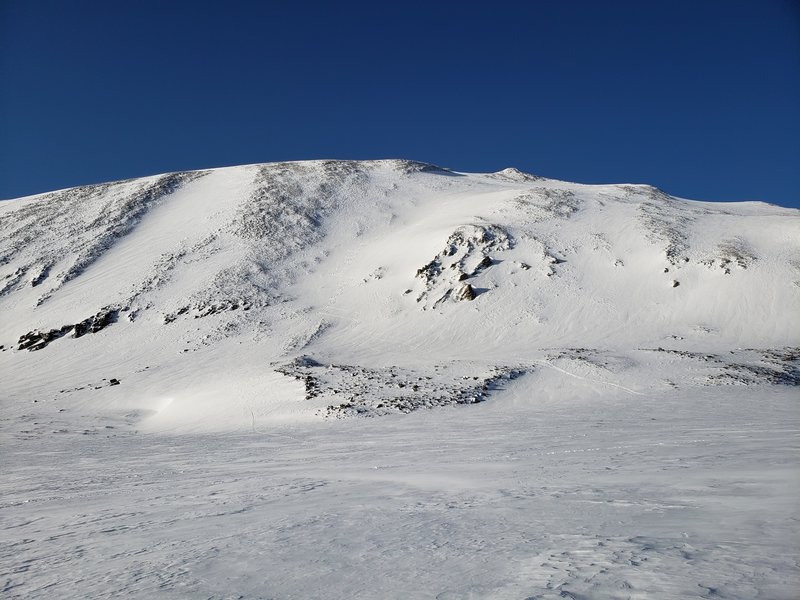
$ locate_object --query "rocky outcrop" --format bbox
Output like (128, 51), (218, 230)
(414, 224), (512, 308)
(641, 347), (800, 386)
(277, 357), (527, 418)
(17, 307), (119, 351)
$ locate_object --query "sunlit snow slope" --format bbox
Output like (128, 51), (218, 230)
(1, 159), (798, 431)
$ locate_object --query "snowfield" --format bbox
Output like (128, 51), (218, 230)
(1, 159), (798, 598)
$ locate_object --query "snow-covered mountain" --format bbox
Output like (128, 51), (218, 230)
(2, 160), (798, 599)
(2, 159), (797, 429)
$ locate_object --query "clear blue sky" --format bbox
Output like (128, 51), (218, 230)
(1, 0), (798, 207)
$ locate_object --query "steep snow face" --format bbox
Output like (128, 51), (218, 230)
(0, 159), (798, 427)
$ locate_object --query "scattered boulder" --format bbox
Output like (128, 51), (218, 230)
(455, 283), (477, 301)
(292, 355), (324, 368)
(476, 256), (493, 270)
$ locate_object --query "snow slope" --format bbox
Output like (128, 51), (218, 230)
(1, 160), (798, 598)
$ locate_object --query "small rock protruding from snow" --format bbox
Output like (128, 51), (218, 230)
(672, 280), (680, 287)
(475, 256), (493, 271)
(455, 283), (477, 301)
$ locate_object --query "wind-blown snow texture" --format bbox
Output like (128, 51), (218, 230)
(1, 160), (798, 599)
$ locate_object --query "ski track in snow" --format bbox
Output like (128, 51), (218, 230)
(1, 159), (799, 598)
(531, 359), (646, 396)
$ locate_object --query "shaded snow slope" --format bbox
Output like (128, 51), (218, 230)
(1, 159), (798, 429)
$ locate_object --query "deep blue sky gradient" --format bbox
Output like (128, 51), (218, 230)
(1, 0), (799, 207)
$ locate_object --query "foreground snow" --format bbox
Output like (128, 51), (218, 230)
(1, 160), (798, 597)
(3, 382), (797, 599)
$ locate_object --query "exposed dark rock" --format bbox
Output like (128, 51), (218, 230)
(30, 263), (53, 287)
(415, 224), (512, 307)
(166, 299), (253, 324)
(455, 284), (477, 301)
(73, 308), (119, 338)
(18, 328), (72, 351)
(291, 355), (324, 368)
(476, 256), (493, 270)
(17, 306), (119, 351)
(672, 280), (680, 287)
(415, 259), (441, 284)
